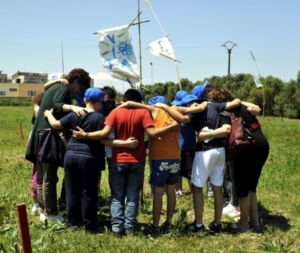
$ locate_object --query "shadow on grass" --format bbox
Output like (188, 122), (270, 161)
(257, 202), (291, 231)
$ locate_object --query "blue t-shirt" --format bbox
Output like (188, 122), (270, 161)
(59, 111), (105, 165)
(186, 102), (227, 151)
(179, 124), (196, 150)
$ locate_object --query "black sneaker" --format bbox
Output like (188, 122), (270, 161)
(208, 222), (222, 234)
(185, 222), (205, 233)
(161, 222), (171, 233)
(144, 224), (162, 236)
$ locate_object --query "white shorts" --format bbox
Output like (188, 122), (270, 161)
(191, 147), (225, 188)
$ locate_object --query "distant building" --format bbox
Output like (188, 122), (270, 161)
(0, 70), (94, 98)
(0, 71), (8, 83)
(11, 71), (48, 84)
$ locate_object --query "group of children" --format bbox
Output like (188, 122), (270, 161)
(28, 78), (267, 236)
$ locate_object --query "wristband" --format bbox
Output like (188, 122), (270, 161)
(209, 130), (212, 139)
(85, 132), (89, 139)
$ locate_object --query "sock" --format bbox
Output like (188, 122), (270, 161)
(34, 203), (39, 207)
(196, 223), (203, 228)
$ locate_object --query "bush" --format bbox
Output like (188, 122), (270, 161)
(0, 97), (31, 106)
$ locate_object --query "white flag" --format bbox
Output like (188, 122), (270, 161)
(148, 37), (176, 61)
(144, 0), (153, 9)
(97, 25), (140, 83)
(252, 74), (262, 88)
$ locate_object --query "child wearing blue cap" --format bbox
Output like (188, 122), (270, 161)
(72, 89), (180, 236)
(44, 88), (137, 233)
(155, 94), (241, 234)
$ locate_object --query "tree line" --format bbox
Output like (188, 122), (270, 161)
(124, 71), (300, 119)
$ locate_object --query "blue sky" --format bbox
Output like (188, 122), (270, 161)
(1, 0), (299, 92)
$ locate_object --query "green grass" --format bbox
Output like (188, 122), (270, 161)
(0, 106), (300, 252)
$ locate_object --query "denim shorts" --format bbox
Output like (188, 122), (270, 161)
(149, 159), (181, 187)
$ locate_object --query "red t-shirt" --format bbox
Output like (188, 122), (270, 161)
(105, 108), (154, 163)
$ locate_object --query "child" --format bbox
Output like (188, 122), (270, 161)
(72, 89), (179, 236)
(28, 92), (44, 215)
(44, 88), (108, 233)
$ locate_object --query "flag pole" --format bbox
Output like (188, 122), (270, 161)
(250, 51), (265, 119)
(144, 0), (182, 89)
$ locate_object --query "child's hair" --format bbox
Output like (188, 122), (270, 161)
(102, 86), (116, 99)
(123, 89), (142, 103)
(208, 86), (234, 102)
(31, 92), (44, 107)
(66, 68), (91, 90)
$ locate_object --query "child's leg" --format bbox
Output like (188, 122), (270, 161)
(175, 176), (183, 195)
(192, 185), (204, 225)
(211, 184), (223, 224)
(237, 193), (251, 228)
(31, 164), (38, 203)
(165, 184), (176, 224)
(249, 191), (260, 227)
(153, 186), (165, 227)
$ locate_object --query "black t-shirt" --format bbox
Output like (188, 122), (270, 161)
(59, 111), (105, 165)
(186, 102), (227, 151)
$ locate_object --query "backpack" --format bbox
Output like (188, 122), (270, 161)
(224, 112), (253, 161)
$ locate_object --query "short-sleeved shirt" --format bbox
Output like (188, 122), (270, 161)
(186, 103), (227, 152)
(179, 124), (196, 150)
(149, 108), (181, 160)
(105, 108), (154, 163)
(60, 111), (105, 165)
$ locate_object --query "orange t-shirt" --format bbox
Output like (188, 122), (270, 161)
(149, 108), (180, 160)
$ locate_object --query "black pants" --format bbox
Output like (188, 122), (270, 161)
(64, 151), (101, 232)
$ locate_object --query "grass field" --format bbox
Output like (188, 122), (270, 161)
(0, 106), (300, 252)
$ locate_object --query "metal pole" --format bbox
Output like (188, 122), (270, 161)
(221, 41), (237, 75)
(227, 49), (231, 75)
(138, 0), (142, 86)
(150, 62), (153, 85)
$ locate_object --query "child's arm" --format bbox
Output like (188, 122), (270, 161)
(44, 109), (64, 130)
(153, 103), (190, 124)
(101, 137), (138, 149)
(73, 125), (113, 140)
(44, 79), (68, 91)
(241, 101), (261, 116)
(197, 124), (231, 142)
(146, 121), (181, 138)
(225, 98), (241, 110)
(118, 101), (157, 115)
(176, 101), (208, 114)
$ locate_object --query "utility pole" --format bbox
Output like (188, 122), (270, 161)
(138, 0), (142, 87)
(221, 41), (237, 75)
(150, 62), (153, 85)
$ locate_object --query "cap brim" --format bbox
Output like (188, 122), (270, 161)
(171, 100), (181, 106)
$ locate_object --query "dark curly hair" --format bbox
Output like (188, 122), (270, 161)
(66, 68), (91, 90)
(208, 86), (234, 102)
(31, 91), (44, 106)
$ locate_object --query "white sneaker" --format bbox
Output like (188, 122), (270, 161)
(222, 203), (239, 216)
(31, 205), (40, 216)
(40, 213), (64, 223)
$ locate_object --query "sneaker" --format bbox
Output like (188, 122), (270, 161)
(228, 206), (240, 217)
(208, 222), (222, 234)
(185, 222), (205, 233)
(222, 203), (238, 215)
(144, 224), (162, 236)
(41, 214), (64, 223)
(161, 222), (171, 233)
(31, 205), (41, 216)
(176, 191), (183, 198)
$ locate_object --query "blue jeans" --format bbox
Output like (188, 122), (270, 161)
(109, 162), (145, 233)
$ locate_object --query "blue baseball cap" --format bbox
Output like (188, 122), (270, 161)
(171, 90), (188, 105)
(148, 96), (166, 105)
(192, 80), (208, 99)
(85, 88), (104, 101)
(180, 94), (207, 106)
